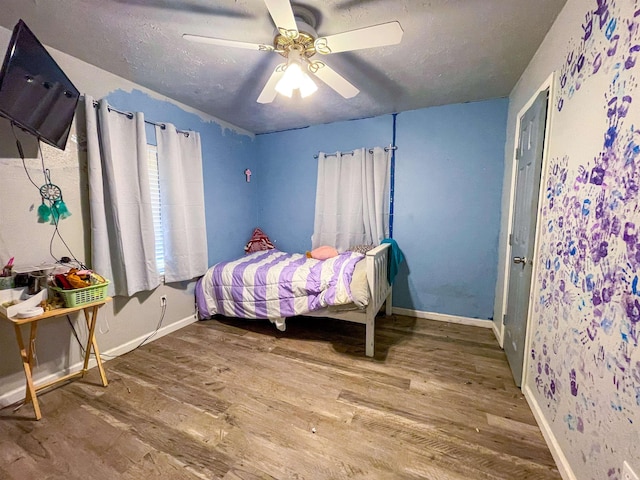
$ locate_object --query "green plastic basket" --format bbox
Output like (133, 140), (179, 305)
(51, 281), (109, 308)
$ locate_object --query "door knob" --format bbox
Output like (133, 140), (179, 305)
(513, 256), (528, 265)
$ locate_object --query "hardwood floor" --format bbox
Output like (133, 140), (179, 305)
(0, 314), (561, 480)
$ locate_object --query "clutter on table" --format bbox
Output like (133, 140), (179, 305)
(0, 262), (109, 317)
(0, 257), (15, 290)
(0, 288), (48, 318)
(50, 269), (109, 308)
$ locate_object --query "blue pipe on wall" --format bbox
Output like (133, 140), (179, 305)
(389, 113), (397, 238)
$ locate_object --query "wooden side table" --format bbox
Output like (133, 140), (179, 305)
(0, 297), (112, 420)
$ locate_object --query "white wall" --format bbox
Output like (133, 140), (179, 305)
(0, 25), (248, 407)
(496, 1), (640, 479)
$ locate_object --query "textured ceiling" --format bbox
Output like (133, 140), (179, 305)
(0, 0), (567, 134)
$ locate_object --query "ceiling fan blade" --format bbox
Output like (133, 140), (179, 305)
(308, 61), (359, 99)
(183, 34), (274, 52)
(257, 64), (287, 103)
(264, 0), (299, 38)
(314, 21), (403, 54)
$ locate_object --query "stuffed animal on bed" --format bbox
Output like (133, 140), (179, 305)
(244, 228), (275, 254)
(306, 245), (339, 260)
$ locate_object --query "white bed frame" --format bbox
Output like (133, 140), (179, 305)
(305, 243), (392, 357)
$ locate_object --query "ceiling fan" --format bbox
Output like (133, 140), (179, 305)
(183, 0), (404, 104)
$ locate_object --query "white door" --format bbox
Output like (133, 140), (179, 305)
(504, 90), (549, 387)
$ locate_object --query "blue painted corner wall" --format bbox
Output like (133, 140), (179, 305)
(256, 99), (508, 320)
(255, 115), (394, 253)
(393, 100), (508, 319)
(105, 89), (258, 265)
(105, 90), (507, 320)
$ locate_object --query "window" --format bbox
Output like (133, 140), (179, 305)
(312, 147), (391, 251)
(147, 145), (165, 276)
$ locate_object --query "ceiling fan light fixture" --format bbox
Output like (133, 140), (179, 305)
(275, 45), (317, 99)
(298, 72), (317, 98)
(275, 62), (302, 97)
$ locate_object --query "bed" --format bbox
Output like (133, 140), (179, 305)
(195, 243), (392, 357)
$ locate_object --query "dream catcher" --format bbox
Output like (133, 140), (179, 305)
(37, 169), (70, 224)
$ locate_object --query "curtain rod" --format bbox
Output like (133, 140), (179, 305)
(313, 145), (397, 159)
(91, 100), (190, 137)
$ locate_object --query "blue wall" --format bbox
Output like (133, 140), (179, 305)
(394, 100), (508, 319)
(105, 89), (258, 264)
(105, 91), (507, 320)
(255, 116), (394, 253)
(256, 99), (508, 320)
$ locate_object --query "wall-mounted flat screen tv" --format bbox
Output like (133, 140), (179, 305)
(0, 19), (79, 151)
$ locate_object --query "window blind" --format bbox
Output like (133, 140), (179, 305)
(147, 145), (165, 276)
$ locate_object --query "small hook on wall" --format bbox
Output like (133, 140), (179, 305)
(244, 168), (252, 182)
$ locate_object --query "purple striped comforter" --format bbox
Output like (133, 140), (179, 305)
(195, 250), (364, 321)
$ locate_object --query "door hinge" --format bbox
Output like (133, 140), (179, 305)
(509, 233), (513, 246)
(503, 314), (507, 325)
(516, 147), (522, 160)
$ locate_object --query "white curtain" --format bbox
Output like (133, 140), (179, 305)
(85, 96), (159, 296)
(312, 146), (391, 251)
(155, 123), (208, 283)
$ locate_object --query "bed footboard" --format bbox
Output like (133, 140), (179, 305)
(363, 243), (392, 356)
(366, 243), (392, 315)
(307, 243), (392, 357)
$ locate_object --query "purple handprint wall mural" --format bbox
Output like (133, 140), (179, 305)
(505, 0), (640, 479)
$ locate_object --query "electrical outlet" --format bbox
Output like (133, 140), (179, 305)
(160, 295), (167, 307)
(623, 461), (639, 480)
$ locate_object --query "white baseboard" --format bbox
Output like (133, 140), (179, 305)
(523, 384), (576, 480)
(0, 314), (197, 409)
(99, 313), (197, 359)
(391, 307), (492, 328)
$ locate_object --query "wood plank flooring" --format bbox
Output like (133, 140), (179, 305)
(0, 314), (561, 479)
